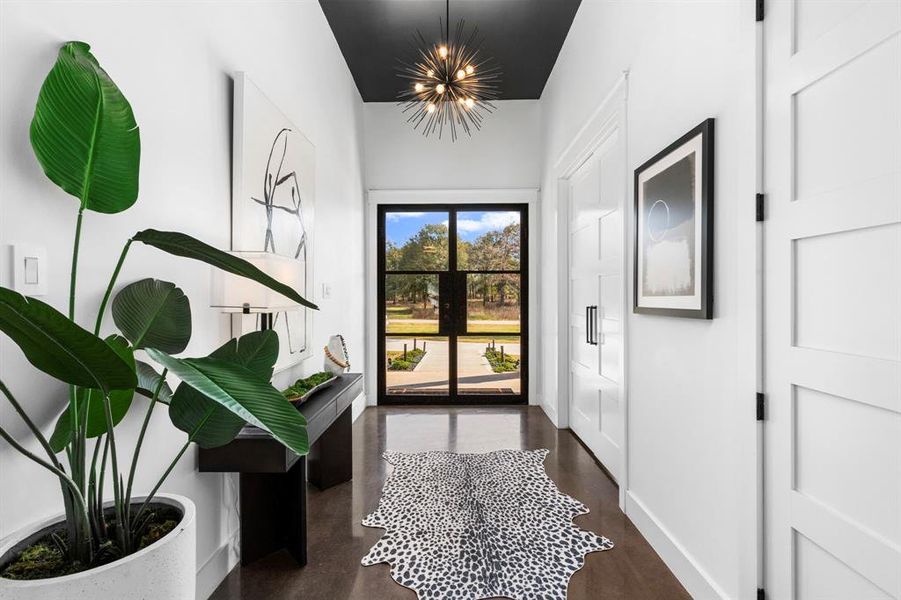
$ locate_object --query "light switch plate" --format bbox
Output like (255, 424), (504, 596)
(12, 244), (47, 296)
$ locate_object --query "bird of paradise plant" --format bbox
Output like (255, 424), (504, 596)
(0, 41), (317, 574)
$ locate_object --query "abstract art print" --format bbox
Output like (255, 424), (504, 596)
(634, 119), (714, 319)
(232, 72), (315, 368)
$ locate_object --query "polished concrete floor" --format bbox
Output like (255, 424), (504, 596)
(210, 406), (689, 600)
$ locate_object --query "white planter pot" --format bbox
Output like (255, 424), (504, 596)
(0, 493), (196, 600)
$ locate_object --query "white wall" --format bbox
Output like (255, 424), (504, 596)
(539, 1), (758, 598)
(0, 1), (365, 597)
(364, 100), (541, 189)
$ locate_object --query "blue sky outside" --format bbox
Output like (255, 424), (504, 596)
(386, 211), (520, 245)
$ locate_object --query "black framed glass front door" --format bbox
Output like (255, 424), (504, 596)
(377, 204), (528, 405)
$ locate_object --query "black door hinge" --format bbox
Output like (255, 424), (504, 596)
(756, 0), (765, 22)
(756, 393), (765, 421)
(756, 193), (765, 222)
(757, 588), (766, 600)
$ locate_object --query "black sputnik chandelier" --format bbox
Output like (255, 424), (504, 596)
(397, 0), (501, 141)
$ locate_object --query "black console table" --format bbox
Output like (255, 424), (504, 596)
(199, 372), (362, 566)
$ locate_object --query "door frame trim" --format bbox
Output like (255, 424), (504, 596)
(365, 188), (540, 409)
(553, 72), (630, 508)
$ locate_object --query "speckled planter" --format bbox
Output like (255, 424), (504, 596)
(0, 493), (195, 600)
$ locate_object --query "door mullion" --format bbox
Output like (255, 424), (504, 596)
(448, 206), (458, 400)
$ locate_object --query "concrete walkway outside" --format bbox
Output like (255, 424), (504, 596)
(385, 339), (521, 395)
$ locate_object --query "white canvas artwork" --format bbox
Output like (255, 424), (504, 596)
(637, 134), (702, 307)
(232, 72), (315, 370)
(634, 119), (713, 319)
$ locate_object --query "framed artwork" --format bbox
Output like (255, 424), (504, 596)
(633, 118), (714, 319)
(232, 72), (315, 369)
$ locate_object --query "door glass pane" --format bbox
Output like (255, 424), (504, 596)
(385, 274), (439, 334)
(385, 211), (449, 271)
(456, 210), (520, 271)
(457, 335), (521, 395)
(465, 273), (520, 334)
(386, 335), (449, 396)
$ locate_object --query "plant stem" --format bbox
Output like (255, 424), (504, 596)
(94, 239), (132, 335)
(0, 380), (87, 559)
(124, 369), (166, 533)
(0, 379), (62, 469)
(131, 439), (189, 530)
(0, 424), (93, 562)
(97, 435), (110, 538)
(132, 408), (213, 527)
(67, 208), (86, 500)
(99, 391), (126, 551)
(69, 208), (84, 321)
(87, 436), (102, 540)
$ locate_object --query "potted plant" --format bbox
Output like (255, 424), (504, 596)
(0, 41), (317, 599)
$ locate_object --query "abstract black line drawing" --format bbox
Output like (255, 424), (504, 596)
(251, 128), (308, 261)
(233, 73), (316, 369)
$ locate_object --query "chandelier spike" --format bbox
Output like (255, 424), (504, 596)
(396, 0), (501, 141)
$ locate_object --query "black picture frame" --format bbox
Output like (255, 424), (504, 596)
(633, 118), (714, 319)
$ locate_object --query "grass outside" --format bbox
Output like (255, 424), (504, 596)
(387, 347), (425, 371)
(484, 348), (520, 373)
(386, 306), (412, 317)
(387, 335), (520, 344)
(387, 302), (520, 322)
(385, 304), (436, 320)
(465, 321), (520, 334)
(467, 300), (520, 321)
(387, 321), (439, 334)
(386, 321), (518, 336)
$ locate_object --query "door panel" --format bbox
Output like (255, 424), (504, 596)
(567, 104), (626, 484)
(384, 273), (441, 335)
(570, 371), (600, 428)
(385, 335), (449, 397)
(764, 1), (901, 597)
(378, 204), (527, 404)
(463, 273), (521, 335)
(458, 336), (521, 396)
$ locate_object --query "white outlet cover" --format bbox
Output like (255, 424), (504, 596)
(12, 244), (47, 296)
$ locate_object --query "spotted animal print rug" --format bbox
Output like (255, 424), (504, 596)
(361, 449), (613, 599)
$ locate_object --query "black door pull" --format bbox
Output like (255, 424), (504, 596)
(588, 305), (598, 346)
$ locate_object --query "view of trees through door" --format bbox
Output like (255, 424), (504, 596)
(377, 204), (527, 404)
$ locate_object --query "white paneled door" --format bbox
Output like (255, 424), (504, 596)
(764, 1), (901, 598)
(568, 100), (626, 487)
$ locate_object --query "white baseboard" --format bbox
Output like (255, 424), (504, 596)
(196, 532), (239, 600)
(540, 396), (559, 428)
(625, 491), (729, 600)
(352, 392), (367, 422)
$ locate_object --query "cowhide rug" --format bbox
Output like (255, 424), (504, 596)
(361, 449), (613, 599)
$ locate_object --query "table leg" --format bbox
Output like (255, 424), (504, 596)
(239, 457), (307, 566)
(307, 408), (353, 490)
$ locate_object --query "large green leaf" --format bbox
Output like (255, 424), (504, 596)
(0, 287), (136, 391)
(135, 360), (172, 405)
(30, 41), (140, 214)
(48, 335), (136, 452)
(112, 278), (191, 353)
(147, 346), (308, 455)
(168, 331), (279, 448)
(132, 230), (317, 310)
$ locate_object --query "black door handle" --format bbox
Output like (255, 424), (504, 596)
(588, 305), (598, 346)
(586, 306), (591, 344)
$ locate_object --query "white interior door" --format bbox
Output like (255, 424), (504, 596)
(568, 118), (626, 485)
(764, 2), (901, 598)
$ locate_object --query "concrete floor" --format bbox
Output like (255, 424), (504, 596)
(210, 406), (689, 600)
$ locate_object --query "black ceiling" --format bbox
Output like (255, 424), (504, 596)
(319, 0), (582, 102)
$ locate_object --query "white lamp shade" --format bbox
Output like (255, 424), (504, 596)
(210, 252), (306, 312)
